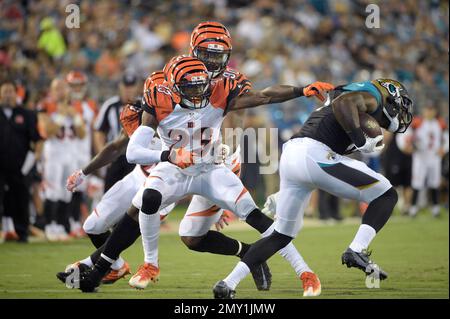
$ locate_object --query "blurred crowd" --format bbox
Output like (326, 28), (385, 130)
(0, 0), (449, 242)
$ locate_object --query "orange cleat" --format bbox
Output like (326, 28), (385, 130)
(128, 263), (160, 289)
(102, 262), (131, 284)
(300, 271), (321, 297)
(4, 231), (19, 241)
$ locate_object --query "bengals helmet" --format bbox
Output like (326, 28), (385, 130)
(190, 21), (232, 78)
(164, 55), (210, 109)
(66, 70), (88, 100)
(143, 70), (165, 106)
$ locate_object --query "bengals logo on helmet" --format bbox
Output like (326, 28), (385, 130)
(190, 22), (232, 78)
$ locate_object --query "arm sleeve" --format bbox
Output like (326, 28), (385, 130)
(126, 126), (163, 165)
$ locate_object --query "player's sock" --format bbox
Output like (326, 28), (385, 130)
(260, 220), (313, 275)
(226, 231), (292, 289)
(182, 230), (250, 257)
(245, 209), (273, 233)
(87, 231), (111, 248)
(57, 200), (71, 234)
(139, 211), (160, 266)
(2, 216), (14, 232)
(79, 256), (94, 268)
(224, 261), (250, 290)
(111, 257), (125, 270)
(89, 244), (104, 265)
(409, 205), (418, 216)
(349, 224), (377, 253)
(361, 187), (398, 232)
(101, 213), (141, 262)
(430, 189), (440, 216)
(432, 205), (440, 217)
(278, 243), (312, 275)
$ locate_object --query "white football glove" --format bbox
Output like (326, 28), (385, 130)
(356, 135), (385, 154)
(261, 192), (278, 218)
(66, 169), (86, 192)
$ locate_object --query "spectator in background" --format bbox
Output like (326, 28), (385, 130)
(93, 72), (140, 192)
(0, 80), (41, 242)
(383, 130), (414, 215)
(37, 17), (66, 59)
(66, 71), (98, 238)
(409, 105), (447, 218)
(37, 78), (86, 241)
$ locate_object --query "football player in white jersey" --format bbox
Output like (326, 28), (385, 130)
(128, 22), (328, 295)
(38, 78), (86, 241)
(57, 72), (174, 284)
(75, 54), (333, 293)
(58, 72), (267, 289)
(65, 71), (98, 238)
(409, 105), (447, 217)
(213, 79), (413, 299)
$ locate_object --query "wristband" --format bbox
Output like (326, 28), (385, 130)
(293, 86), (305, 97)
(347, 127), (366, 147)
(160, 150), (170, 162)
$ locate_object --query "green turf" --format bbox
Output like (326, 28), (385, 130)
(0, 211), (448, 299)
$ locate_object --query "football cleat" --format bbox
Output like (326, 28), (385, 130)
(213, 280), (235, 299)
(102, 262), (131, 284)
(3, 231), (19, 241)
(250, 261), (272, 291)
(341, 248), (388, 280)
(300, 271), (321, 297)
(128, 263), (160, 289)
(78, 268), (103, 293)
(56, 262), (91, 286)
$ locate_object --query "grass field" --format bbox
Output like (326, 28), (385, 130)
(0, 208), (448, 299)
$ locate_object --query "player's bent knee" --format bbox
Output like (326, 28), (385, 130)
(180, 236), (205, 251)
(83, 214), (108, 235)
(141, 189), (162, 215)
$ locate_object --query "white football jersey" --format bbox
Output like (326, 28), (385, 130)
(146, 77), (241, 174)
(412, 117), (446, 154)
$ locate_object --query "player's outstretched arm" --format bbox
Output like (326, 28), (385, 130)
(228, 82), (334, 111)
(66, 129), (130, 192)
(83, 129), (129, 175)
(332, 91), (382, 153)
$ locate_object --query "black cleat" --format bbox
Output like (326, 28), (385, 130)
(250, 261), (272, 291)
(341, 248), (388, 280)
(56, 263), (91, 287)
(78, 268), (103, 293)
(213, 280), (236, 299)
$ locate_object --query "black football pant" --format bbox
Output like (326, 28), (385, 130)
(0, 170), (30, 242)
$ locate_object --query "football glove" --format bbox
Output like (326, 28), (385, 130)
(303, 82), (335, 101)
(168, 147), (196, 169)
(66, 169), (86, 192)
(356, 135), (385, 154)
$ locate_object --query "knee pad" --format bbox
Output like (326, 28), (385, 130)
(141, 189), (162, 215)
